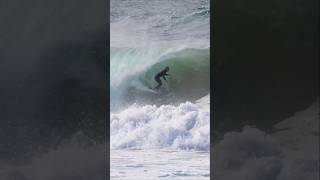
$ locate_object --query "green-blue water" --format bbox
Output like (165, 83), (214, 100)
(110, 47), (210, 109)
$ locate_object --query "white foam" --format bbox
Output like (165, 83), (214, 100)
(196, 94), (210, 112)
(111, 99), (210, 151)
(111, 149), (209, 180)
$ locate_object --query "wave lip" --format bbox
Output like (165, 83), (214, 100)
(110, 99), (210, 151)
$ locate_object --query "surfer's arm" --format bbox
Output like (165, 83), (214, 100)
(163, 71), (170, 77)
(162, 75), (167, 81)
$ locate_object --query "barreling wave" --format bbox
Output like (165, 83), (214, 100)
(110, 47), (210, 110)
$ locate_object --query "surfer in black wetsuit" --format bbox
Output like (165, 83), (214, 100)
(153, 66), (170, 90)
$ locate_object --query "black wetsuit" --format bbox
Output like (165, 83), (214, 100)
(154, 69), (169, 89)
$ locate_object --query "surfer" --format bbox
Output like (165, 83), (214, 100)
(153, 66), (170, 90)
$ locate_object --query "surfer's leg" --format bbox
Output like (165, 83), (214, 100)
(154, 77), (162, 89)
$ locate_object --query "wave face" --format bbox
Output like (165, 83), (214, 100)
(111, 47), (210, 109)
(111, 96), (210, 151)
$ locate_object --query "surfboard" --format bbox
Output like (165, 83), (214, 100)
(147, 88), (160, 94)
(134, 84), (159, 94)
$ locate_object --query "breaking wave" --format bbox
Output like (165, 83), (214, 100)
(110, 47), (210, 110)
(110, 95), (210, 151)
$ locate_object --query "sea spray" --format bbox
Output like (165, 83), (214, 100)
(111, 96), (210, 151)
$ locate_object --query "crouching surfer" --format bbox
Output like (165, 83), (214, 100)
(153, 66), (170, 90)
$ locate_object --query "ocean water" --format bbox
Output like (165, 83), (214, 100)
(1, 101), (317, 180)
(110, 0), (210, 179)
(111, 149), (210, 180)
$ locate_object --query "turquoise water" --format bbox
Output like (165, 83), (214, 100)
(110, 47), (210, 109)
(110, 0), (210, 109)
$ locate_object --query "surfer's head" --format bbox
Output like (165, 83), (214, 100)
(165, 66), (169, 71)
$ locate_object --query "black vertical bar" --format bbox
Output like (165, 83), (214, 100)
(210, 0), (215, 178)
(212, 0), (318, 179)
(106, 0), (110, 178)
(0, 0), (109, 179)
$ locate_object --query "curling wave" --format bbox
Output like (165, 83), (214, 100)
(110, 47), (210, 109)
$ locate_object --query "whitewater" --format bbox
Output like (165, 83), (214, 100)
(1, 100), (318, 180)
(110, 0), (210, 179)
